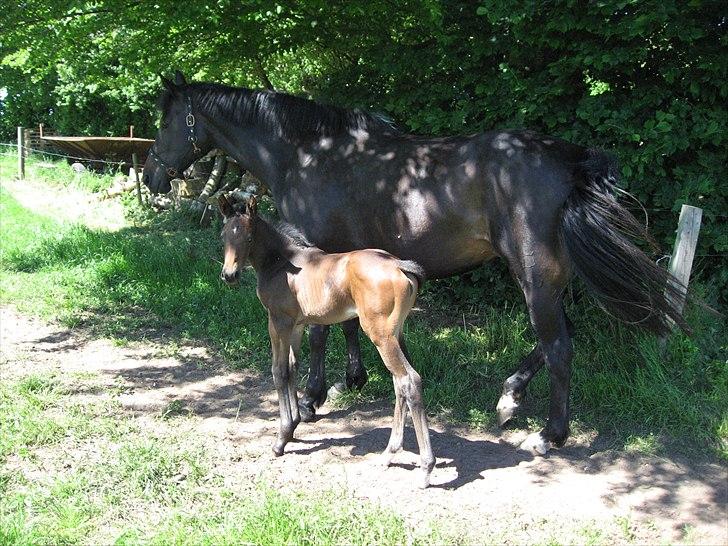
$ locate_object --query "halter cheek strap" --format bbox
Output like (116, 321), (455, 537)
(185, 95), (200, 153)
(149, 95), (201, 177)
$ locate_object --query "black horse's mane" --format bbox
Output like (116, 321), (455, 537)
(159, 82), (399, 141)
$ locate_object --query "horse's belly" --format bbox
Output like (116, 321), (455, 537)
(300, 303), (358, 326)
(293, 278), (359, 325)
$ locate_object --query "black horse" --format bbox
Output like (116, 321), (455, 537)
(143, 72), (688, 455)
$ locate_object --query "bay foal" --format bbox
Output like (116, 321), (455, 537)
(218, 195), (435, 487)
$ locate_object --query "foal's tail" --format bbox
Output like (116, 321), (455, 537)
(397, 260), (426, 292)
(560, 149), (690, 335)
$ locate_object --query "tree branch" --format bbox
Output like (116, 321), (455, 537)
(254, 55), (275, 91)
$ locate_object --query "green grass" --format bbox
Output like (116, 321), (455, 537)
(0, 152), (118, 193)
(1, 153), (726, 461)
(0, 372), (443, 545)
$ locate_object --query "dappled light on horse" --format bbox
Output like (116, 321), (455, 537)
(218, 194), (435, 487)
(144, 72), (691, 456)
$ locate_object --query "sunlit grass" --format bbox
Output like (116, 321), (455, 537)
(0, 371), (447, 545)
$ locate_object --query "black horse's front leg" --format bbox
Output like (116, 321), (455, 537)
(342, 317), (367, 390)
(299, 324), (329, 422)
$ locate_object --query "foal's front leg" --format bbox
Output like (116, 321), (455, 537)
(287, 324), (305, 430)
(268, 313), (299, 456)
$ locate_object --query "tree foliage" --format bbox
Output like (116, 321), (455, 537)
(1, 0), (725, 293)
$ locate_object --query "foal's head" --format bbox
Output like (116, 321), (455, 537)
(218, 194), (258, 285)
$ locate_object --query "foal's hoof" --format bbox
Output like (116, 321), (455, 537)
(519, 432), (551, 456)
(379, 450), (396, 468)
(299, 403), (316, 423)
(272, 443), (285, 457)
(496, 392), (521, 426)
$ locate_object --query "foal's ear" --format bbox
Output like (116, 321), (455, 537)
(218, 194), (235, 219)
(247, 196), (258, 217)
(174, 70), (187, 86)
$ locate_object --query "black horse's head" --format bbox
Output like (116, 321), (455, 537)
(143, 71), (212, 194)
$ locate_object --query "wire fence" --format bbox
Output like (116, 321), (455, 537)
(0, 141), (134, 166)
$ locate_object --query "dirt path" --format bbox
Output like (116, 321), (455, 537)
(2, 306), (726, 544)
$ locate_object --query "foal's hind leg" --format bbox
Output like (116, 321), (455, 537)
(497, 313), (574, 426)
(367, 330), (434, 488)
(380, 336), (409, 465)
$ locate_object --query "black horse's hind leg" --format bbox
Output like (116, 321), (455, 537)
(299, 324), (330, 422)
(519, 286), (574, 454)
(497, 313), (574, 426)
(342, 318), (367, 390)
(496, 344), (545, 426)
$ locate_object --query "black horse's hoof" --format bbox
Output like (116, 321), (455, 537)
(299, 403), (316, 423)
(272, 443), (285, 457)
(496, 391), (525, 427)
(346, 368), (368, 391)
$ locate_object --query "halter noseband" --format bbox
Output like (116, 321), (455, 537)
(148, 95), (202, 178)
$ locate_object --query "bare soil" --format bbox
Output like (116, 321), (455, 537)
(1, 306), (726, 544)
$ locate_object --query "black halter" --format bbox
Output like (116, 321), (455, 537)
(148, 95), (201, 178)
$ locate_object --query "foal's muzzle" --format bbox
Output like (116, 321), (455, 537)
(221, 268), (241, 285)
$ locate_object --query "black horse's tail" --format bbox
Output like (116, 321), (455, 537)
(560, 149), (690, 335)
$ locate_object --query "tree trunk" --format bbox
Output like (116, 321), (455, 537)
(190, 152), (227, 213)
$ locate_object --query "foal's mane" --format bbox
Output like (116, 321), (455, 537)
(272, 220), (315, 249)
(159, 82), (399, 141)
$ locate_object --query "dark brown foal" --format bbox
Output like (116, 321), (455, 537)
(218, 195), (435, 487)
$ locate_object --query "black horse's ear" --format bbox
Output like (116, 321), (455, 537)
(160, 74), (176, 93)
(174, 70), (187, 86)
(218, 194), (234, 219)
(247, 195), (258, 217)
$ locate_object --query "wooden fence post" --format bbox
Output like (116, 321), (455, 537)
(23, 129), (32, 158)
(666, 204), (702, 315)
(131, 153), (143, 206)
(17, 127), (25, 180)
(660, 204), (702, 348)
